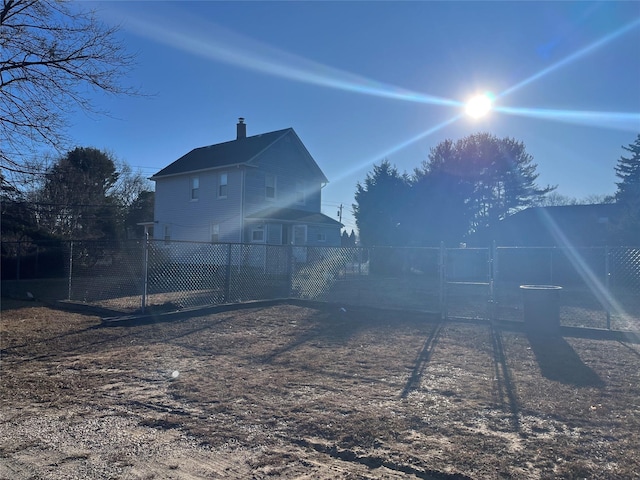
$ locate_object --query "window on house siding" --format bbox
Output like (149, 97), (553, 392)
(265, 174), (276, 200)
(296, 180), (305, 204)
(211, 224), (220, 243)
(218, 173), (228, 198)
(190, 177), (199, 200)
(316, 232), (326, 242)
(251, 225), (265, 243)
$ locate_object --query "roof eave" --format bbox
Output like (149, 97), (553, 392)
(150, 162), (255, 181)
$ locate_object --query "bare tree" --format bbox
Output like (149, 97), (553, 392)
(0, 0), (136, 177)
(534, 192), (580, 207)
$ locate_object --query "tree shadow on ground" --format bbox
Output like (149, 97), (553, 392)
(261, 308), (440, 373)
(527, 333), (604, 387)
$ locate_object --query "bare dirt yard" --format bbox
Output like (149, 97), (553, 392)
(1, 299), (639, 479)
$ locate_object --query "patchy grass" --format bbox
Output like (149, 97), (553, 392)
(1, 300), (639, 479)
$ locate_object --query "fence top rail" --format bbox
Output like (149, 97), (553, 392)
(495, 245), (640, 250)
(370, 246), (441, 251)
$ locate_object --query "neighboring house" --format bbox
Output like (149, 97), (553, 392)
(150, 119), (342, 247)
(493, 204), (622, 247)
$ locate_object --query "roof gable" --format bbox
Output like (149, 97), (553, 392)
(151, 128), (328, 183)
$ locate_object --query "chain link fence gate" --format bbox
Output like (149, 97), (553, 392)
(10, 238), (634, 331)
(443, 247), (493, 320)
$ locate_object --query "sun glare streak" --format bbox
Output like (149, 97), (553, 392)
(495, 106), (640, 131)
(499, 17), (640, 99)
(536, 209), (630, 322)
(108, 7), (460, 108)
(98, 4), (639, 174)
(330, 115), (463, 184)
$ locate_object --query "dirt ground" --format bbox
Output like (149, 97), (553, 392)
(1, 299), (639, 479)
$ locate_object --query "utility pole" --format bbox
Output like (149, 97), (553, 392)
(337, 204), (343, 224)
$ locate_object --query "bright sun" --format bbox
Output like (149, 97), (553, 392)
(465, 93), (493, 118)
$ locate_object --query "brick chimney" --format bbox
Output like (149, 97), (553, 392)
(236, 117), (246, 140)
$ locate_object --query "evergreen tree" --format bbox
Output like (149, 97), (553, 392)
(353, 160), (411, 247)
(39, 147), (120, 239)
(341, 230), (350, 247)
(613, 133), (640, 244)
(615, 134), (640, 204)
(414, 133), (553, 244)
(410, 138), (475, 245)
(349, 229), (357, 246)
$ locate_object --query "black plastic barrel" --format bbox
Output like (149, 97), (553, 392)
(520, 285), (562, 332)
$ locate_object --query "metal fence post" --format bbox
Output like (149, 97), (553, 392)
(439, 241), (446, 320)
(490, 241), (497, 321)
(605, 246), (611, 329)
(15, 241), (21, 280)
(142, 235), (150, 313)
(286, 244), (294, 297)
(67, 241), (73, 301)
(225, 243), (232, 302)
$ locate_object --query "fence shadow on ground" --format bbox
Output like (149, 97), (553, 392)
(491, 326), (521, 433)
(526, 333), (605, 388)
(400, 322), (444, 398)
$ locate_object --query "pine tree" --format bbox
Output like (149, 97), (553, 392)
(615, 134), (640, 205)
(613, 134), (640, 244)
(413, 133), (553, 245)
(353, 160), (411, 247)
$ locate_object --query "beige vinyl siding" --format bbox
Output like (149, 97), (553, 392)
(244, 133), (323, 215)
(153, 169), (243, 242)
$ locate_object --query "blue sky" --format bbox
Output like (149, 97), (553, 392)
(71, 1), (640, 233)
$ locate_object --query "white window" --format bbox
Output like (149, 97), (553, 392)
(211, 224), (220, 243)
(296, 180), (305, 204)
(251, 225), (265, 243)
(316, 232), (326, 242)
(190, 177), (199, 200)
(265, 174), (276, 200)
(218, 173), (228, 198)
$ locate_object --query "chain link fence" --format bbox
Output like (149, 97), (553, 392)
(1, 240), (69, 280)
(291, 246), (442, 312)
(145, 241), (291, 310)
(2, 239), (639, 331)
(493, 246), (640, 330)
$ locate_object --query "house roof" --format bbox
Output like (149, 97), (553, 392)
(495, 203), (622, 246)
(245, 207), (342, 227)
(150, 128), (328, 182)
(511, 203), (620, 220)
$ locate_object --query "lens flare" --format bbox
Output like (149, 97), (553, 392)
(109, 7), (460, 108)
(494, 106), (640, 132)
(100, 3), (639, 183)
(499, 17), (640, 99)
(465, 93), (494, 118)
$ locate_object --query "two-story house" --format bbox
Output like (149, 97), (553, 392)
(150, 119), (342, 247)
